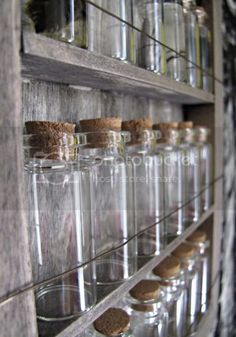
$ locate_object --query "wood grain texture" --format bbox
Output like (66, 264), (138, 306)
(0, 0), (34, 300)
(0, 290), (38, 337)
(21, 32), (214, 105)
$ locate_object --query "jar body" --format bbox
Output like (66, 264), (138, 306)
(164, 0), (187, 82)
(199, 142), (213, 211)
(24, 0), (87, 47)
(180, 255), (201, 333)
(87, 0), (133, 62)
(184, 7), (201, 88)
(133, 0), (166, 74)
(128, 145), (165, 257)
(125, 296), (168, 337)
(199, 24), (212, 92)
(151, 274), (186, 337)
(80, 134), (137, 285)
(181, 143), (202, 224)
(24, 156), (96, 320)
(158, 144), (185, 241)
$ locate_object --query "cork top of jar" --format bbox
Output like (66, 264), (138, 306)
(129, 280), (160, 301)
(195, 7), (208, 24)
(153, 122), (179, 132)
(178, 121), (194, 129)
(80, 117), (122, 132)
(25, 121), (76, 134)
(187, 230), (207, 244)
(122, 118), (153, 133)
(153, 256), (181, 278)
(172, 243), (195, 259)
(94, 308), (130, 336)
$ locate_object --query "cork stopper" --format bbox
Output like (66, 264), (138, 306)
(178, 121), (194, 129)
(94, 308), (130, 336)
(187, 230), (207, 244)
(129, 280), (160, 301)
(25, 121), (76, 134)
(195, 126), (210, 143)
(153, 256), (181, 278)
(80, 118), (122, 132)
(172, 243), (195, 260)
(25, 121), (76, 160)
(195, 7), (208, 25)
(153, 122), (180, 144)
(122, 118), (153, 144)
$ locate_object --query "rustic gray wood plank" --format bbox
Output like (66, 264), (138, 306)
(21, 32), (214, 105)
(35, 206), (214, 337)
(0, 290), (38, 337)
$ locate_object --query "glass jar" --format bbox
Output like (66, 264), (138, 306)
(87, 0), (133, 63)
(86, 308), (132, 337)
(187, 230), (211, 315)
(151, 256), (186, 337)
(178, 124), (202, 224)
(24, 121), (96, 321)
(183, 0), (201, 88)
(195, 126), (213, 211)
(172, 243), (201, 333)
(163, 0), (187, 82)
(122, 119), (165, 258)
(133, 0), (166, 74)
(79, 118), (137, 285)
(153, 123), (185, 242)
(23, 0), (87, 47)
(124, 280), (168, 337)
(195, 7), (213, 92)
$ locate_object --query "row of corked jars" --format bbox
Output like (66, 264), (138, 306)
(23, 117), (212, 322)
(85, 231), (210, 337)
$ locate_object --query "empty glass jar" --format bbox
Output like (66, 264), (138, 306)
(24, 121), (96, 321)
(86, 308), (132, 337)
(183, 0), (201, 88)
(172, 243), (201, 333)
(79, 118), (137, 285)
(24, 0), (87, 47)
(87, 0), (133, 62)
(133, 0), (166, 74)
(187, 230), (211, 315)
(151, 256), (186, 337)
(164, 0), (187, 82)
(195, 7), (213, 92)
(178, 122), (202, 224)
(153, 123), (185, 241)
(195, 126), (213, 211)
(125, 280), (168, 337)
(122, 119), (165, 257)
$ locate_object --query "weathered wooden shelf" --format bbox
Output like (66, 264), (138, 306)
(21, 32), (214, 105)
(37, 205), (214, 337)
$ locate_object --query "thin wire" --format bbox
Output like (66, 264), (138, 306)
(84, 0), (223, 85)
(0, 175), (223, 305)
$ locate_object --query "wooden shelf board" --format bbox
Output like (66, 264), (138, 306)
(37, 206), (214, 337)
(21, 32), (214, 105)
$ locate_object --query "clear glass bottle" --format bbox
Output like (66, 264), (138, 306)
(195, 7), (213, 92)
(125, 280), (168, 337)
(183, 0), (201, 88)
(151, 256), (186, 337)
(122, 119), (165, 258)
(23, 0), (87, 47)
(187, 230), (211, 315)
(133, 0), (166, 74)
(172, 243), (201, 334)
(86, 308), (132, 337)
(195, 126), (213, 211)
(164, 0), (187, 82)
(153, 123), (185, 242)
(87, 0), (133, 62)
(24, 121), (96, 321)
(178, 123), (202, 224)
(79, 118), (137, 285)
